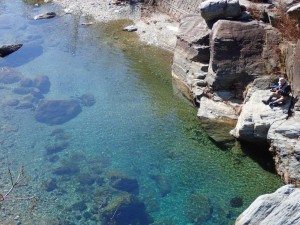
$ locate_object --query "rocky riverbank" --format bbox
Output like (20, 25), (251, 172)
(29, 0), (300, 224)
(51, 0), (179, 51)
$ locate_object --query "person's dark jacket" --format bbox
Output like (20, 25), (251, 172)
(271, 82), (291, 96)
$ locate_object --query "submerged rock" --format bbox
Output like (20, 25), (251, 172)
(44, 178), (58, 192)
(34, 75), (50, 94)
(0, 44), (23, 57)
(79, 94), (95, 107)
(35, 100), (82, 125)
(230, 197), (243, 208)
(101, 193), (152, 225)
(0, 67), (23, 84)
(183, 194), (212, 225)
(149, 174), (171, 197)
(53, 165), (80, 176)
(45, 141), (69, 155)
(235, 185), (300, 225)
(20, 78), (35, 87)
(13, 87), (32, 95)
(109, 173), (139, 194)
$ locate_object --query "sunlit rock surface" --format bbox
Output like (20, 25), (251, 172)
(235, 185), (300, 225)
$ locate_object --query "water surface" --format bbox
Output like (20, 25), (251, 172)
(0, 1), (283, 225)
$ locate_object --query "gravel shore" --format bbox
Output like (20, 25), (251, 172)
(52, 0), (179, 51)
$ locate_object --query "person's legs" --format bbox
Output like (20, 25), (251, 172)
(271, 95), (288, 104)
(262, 92), (280, 105)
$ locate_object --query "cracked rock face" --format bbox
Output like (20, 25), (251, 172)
(207, 20), (266, 92)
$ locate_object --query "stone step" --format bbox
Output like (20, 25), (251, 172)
(195, 71), (207, 80)
(200, 64), (209, 72)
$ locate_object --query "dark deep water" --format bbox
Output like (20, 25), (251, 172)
(0, 1), (283, 224)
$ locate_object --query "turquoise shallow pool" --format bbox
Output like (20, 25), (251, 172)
(0, 1), (283, 224)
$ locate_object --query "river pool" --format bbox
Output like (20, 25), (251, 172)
(0, 1), (283, 225)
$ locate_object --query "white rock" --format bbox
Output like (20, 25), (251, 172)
(235, 185), (300, 225)
(197, 96), (238, 121)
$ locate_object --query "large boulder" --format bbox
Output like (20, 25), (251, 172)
(230, 88), (290, 142)
(101, 193), (152, 225)
(0, 44), (23, 57)
(35, 100), (82, 125)
(285, 40), (300, 110)
(235, 185), (300, 225)
(199, 0), (241, 23)
(207, 20), (265, 92)
(34, 75), (50, 94)
(230, 76), (300, 184)
(109, 173), (139, 194)
(287, 3), (300, 20)
(268, 113), (300, 185)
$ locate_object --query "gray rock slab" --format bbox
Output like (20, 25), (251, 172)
(197, 96), (238, 121)
(231, 89), (290, 142)
(199, 0), (241, 22)
(235, 185), (300, 225)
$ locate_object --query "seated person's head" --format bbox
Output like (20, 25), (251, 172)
(279, 77), (286, 86)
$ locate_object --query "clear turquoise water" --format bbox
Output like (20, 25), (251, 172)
(0, 1), (283, 225)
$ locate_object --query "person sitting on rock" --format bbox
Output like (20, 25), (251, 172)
(262, 77), (291, 106)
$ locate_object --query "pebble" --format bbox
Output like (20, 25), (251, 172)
(14, 215), (20, 220)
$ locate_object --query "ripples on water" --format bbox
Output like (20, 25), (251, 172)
(0, 1), (283, 224)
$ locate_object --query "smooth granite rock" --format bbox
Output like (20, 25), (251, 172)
(235, 185), (300, 225)
(197, 96), (239, 121)
(199, 0), (241, 22)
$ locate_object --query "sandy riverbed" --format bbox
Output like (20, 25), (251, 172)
(51, 0), (179, 51)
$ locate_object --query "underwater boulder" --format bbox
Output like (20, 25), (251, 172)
(0, 67), (23, 84)
(183, 193), (212, 225)
(77, 174), (96, 186)
(45, 141), (69, 155)
(34, 75), (50, 94)
(101, 193), (153, 225)
(4, 98), (20, 107)
(44, 178), (58, 192)
(53, 165), (80, 176)
(108, 172), (139, 194)
(79, 94), (96, 107)
(149, 174), (171, 197)
(20, 77), (35, 87)
(35, 100), (82, 125)
(13, 87), (32, 95)
(230, 196), (243, 208)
